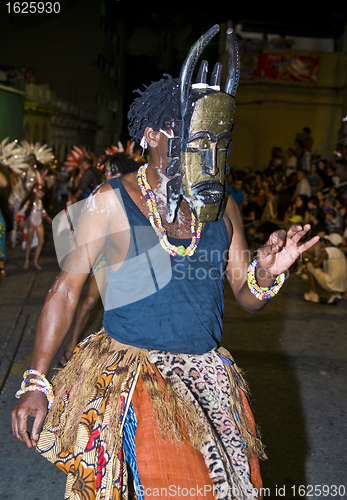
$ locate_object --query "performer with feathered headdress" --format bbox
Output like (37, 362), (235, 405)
(15, 140), (55, 193)
(0, 166), (10, 277)
(0, 138), (28, 253)
(63, 145), (99, 204)
(18, 182), (53, 270)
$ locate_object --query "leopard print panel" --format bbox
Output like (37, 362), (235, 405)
(148, 349), (259, 500)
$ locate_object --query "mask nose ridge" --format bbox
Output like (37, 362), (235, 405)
(201, 146), (219, 176)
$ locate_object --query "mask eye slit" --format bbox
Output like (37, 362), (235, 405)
(188, 139), (212, 151)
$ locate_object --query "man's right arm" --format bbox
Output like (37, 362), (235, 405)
(11, 269), (89, 448)
(11, 182), (126, 447)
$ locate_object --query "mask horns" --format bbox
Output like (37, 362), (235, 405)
(210, 62), (223, 88)
(179, 24), (220, 120)
(195, 60), (209, 87)
(224, 28), (241, 98)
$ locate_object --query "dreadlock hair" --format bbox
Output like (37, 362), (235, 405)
(127, 74), (179, 144)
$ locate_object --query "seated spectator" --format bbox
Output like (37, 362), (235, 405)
(294, 138), (304, 167)
(242, 194), (259, 224)
(307, 162), (324, 194)
(252, 188), (267, 221)
(267, 146), (284, 171)
(316, 159), (334, 188)
(303, 233), (346, 305)
(306, 196), (327, 236)
(315, 190), (325, 209)
(291, 169), (312, 201)
(333, 158), (347, 183)
(301, 127), (314, 173)
(341, 224), (347, 255)
(261, 187), (278, 222)
(325, 208), (343, 234)
(227, 170), (244, 208)
(284, 194), (308, 228)
(273, 172), (297, 220)
(325, 163), (338, 188)
(253, 171), (264, 193)
(324, 197), (344, 234)
(284, 147), (298, 179)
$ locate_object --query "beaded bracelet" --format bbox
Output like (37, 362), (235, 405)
(15, 369), (54, 409)
(247, 259), (285, 300)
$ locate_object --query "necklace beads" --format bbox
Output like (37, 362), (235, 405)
(137, 164), (203, 257)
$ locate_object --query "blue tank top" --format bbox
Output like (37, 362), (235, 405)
(102, 177), (230, 355)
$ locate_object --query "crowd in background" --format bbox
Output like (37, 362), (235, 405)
(227, 129), (347, 250)
(226, 127), (347, 303)
(1, 130), (347, 303)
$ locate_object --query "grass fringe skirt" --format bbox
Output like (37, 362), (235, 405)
(37, 329), (265, 500)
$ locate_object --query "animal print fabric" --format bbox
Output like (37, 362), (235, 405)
(148, 350), (259, 500)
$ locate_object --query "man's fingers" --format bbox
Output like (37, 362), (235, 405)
(256, 244), (272, 260)
(11, 408), (19, 438)
(11, 392), (47, 448)
(31, 410), (46, 445)
(266, 229), (286, 246)
(298, 235), (320, 254)
(286, 224), (303, 238)
(19, 429), (33, 448)
(256, 242), (281, 266)
(287, 223), (311, 242)
(11, 408), (32, 448)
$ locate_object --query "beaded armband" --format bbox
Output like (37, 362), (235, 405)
(15, 369), (54, 409)
(247, 259), (285, 300)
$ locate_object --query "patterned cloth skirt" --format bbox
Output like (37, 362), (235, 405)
(36, 329), (266, 500)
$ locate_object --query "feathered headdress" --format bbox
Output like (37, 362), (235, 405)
(0, 137), (27, 174)
(97, 140), (143, 169)
(16, 140), (55, 165)
(63, 145), (97, 169)
(106, 140), (141, 159)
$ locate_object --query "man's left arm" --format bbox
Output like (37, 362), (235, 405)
(225, 196), (320, 312)
(225, 196), (267, 312)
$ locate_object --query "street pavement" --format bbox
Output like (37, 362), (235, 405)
(0, 227), (346, 500)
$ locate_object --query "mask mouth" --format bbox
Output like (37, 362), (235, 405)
(191, 180), (224, 204)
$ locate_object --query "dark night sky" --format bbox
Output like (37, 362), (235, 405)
(2, 0), (347, 140)
(2, 1), (347, 39)
(3, 2), (347, 95)
(113, 3), (347, 39)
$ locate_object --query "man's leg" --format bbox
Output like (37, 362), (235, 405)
(304, 263), (322, 303)
(132, 375), (215, 499)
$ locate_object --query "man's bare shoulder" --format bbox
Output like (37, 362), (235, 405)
(90, 179), (114, 198)
(73, 180), (130, 235)
(84, 181), (125, 214)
